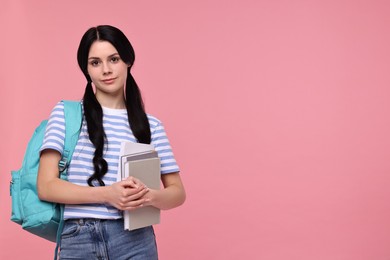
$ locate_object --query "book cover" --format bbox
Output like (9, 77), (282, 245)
(123, 157), (161, 230)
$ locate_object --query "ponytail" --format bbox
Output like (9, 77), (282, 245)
(126, 70), (151, 144)
(83, 81), (108, 186)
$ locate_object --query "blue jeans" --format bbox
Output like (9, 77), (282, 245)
(59, 218), (158, 260)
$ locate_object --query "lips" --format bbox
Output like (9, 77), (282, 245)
(102, 77), (116, 84)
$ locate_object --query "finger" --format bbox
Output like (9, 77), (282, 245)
(124, 188), (149, 202)
(122, 198), (148, 210)
(127, 176), (146, 188)
(122, 179), (140, 189)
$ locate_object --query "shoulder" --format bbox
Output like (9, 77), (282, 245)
(147, 114), (163, 128)
(147, 114), (168, 136)
(47, 101), (65, 120)
(51, 100), (83, 114)
(52, 101), (65, 110)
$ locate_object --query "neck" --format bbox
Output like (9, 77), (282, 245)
(95, 92), (126, 109)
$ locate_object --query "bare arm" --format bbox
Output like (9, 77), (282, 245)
(143, 172), (186, 210)
(37, 149), (149, 211)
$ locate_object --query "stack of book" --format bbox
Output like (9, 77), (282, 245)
(119, 142), (161, 231)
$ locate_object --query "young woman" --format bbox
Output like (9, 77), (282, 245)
(37, 25), (185, 259)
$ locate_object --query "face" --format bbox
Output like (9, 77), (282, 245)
(87, 40), (128, 100)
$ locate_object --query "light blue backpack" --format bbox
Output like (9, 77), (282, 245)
(10, 101), (82, 256)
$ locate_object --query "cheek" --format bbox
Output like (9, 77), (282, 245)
(118, 66), (128, 80)
(86, 65), (92, 74)
(121, 73), (128, 86)
(87, 67), (99, 79)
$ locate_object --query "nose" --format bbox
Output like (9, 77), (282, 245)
(102, 61), (112, 75)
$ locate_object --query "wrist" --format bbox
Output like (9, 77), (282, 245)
(93, 186), (110, 204)
(146, 189), (159, 207)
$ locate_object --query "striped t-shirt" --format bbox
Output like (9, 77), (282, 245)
(40, 101), (180, 220)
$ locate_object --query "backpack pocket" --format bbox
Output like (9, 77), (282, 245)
(19, 173), (60, 242)
(10, 170), (22, 224)
(20, 173), (58, 227)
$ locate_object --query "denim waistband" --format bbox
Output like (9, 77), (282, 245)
(65, 218), (122, 225)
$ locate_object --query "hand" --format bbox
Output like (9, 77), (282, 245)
(105, 177), (150, 211)
(140, 188), (157, 207)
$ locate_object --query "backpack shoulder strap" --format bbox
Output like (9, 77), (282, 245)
(54, 100), (82, 260)
(58, 100), (82, 176)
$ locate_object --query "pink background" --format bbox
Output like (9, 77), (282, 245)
(1, 0), (390, 259)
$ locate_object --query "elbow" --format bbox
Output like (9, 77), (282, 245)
(178, 189), (186, 206)
(37, 180), (49, 201)
(169, 187), (186, 209)
(175, 182), (186, 208)
(37, 183), (45, 201)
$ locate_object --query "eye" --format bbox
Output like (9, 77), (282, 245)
(111, 56), (120, 63)
(89, 60), (100, 67)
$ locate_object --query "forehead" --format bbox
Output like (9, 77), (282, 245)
(88, 40), (118, 58)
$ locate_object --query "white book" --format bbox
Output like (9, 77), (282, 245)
(118, 142), (156, 181)
(118, 142), (161, 230)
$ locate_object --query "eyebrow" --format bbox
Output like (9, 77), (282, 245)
(88, 53), (119, 60)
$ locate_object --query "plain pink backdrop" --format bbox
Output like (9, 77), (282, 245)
(1, 0), (390, 259)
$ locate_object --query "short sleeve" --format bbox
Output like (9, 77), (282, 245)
(150, 118), (180, 174)
(40, 102), (66, 155)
